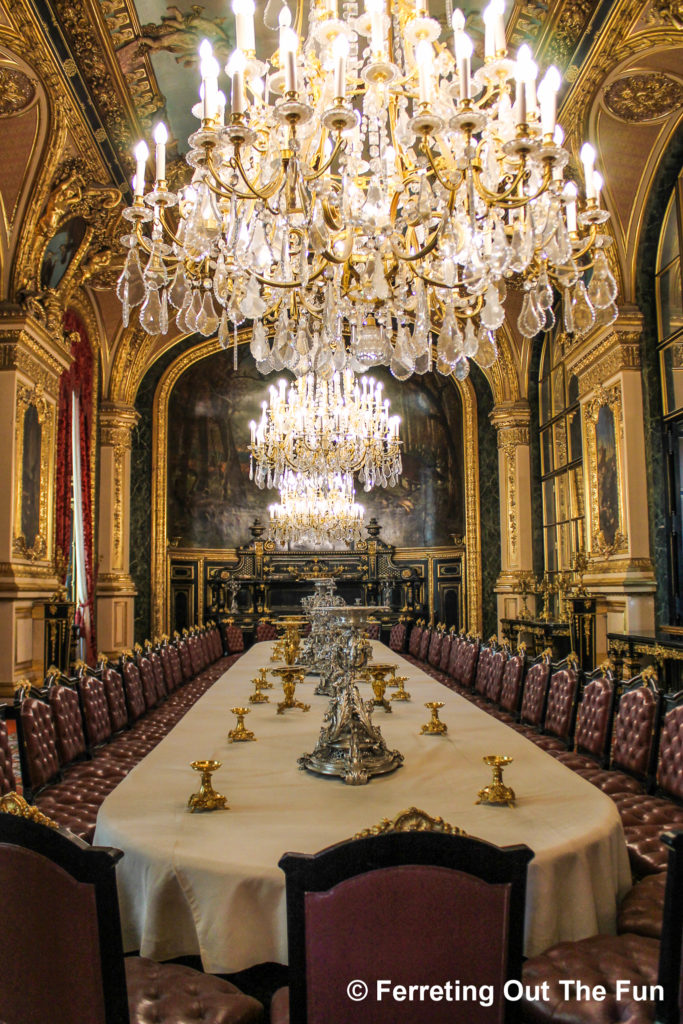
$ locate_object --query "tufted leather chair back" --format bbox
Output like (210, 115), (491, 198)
(656, 699), (683, 802)
(167, 645), (184, 688)
(427, 631), (443, 667)
(149, 652), (168, 702)
(138, 657), (158, 710)
(408, 624), (422, 657)
(159, 647), (176, 693)
(447, 636), (462, 679)
(206, 627), (219, 660)
(418, 628), (431, 663)
(485, 651), (506, 703)
(198, 632), (212, 668)
(187, 635), (204, 676)
(365, 623), (381, 640)
(439, 635), (453, 672)
(573, 677), (614, 759)
(499, 655), (525, 713)
(0, 717), (17, 794)
(389, 622), (406, 653)
(102, 668), (129, 732)
(474, 647), (493, 696)
(213, 625), (225, 658)
(19, 697), (60, 792)
(256, 621), (278, 642)
(49, 685), (88, 766)
(610, 680), (660, 780)
(543, 669), (579, 741)
(224, 624), (245, 655)
(176, 640), (194, 680)
(78, 677), (114, 749)
(455, 640), (479, 689)
(121, 661), (146, 722)
(519, 662), (551, 728)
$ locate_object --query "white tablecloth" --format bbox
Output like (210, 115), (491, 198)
(94, 642), (631, 972)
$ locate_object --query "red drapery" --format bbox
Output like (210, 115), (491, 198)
(55, 311), (96, 662)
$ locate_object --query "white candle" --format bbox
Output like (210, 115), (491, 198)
(279, 6), (292, 65)
(455, 32), (473, 101)
(232, 0), (255, 53)
(580, 142), (596, 200)
(515, 44), (534, 126)
(333, 33), (349, 100)
(564, 182), (577, 233)
(593, 171), (603, 206)
(153, 123), (167, 182)
(228, 50), (247, 115)
(134, 141), (148, 196)
(217, 90), (226, 126)
(416, 40), (433, 104)
(280, 26), (298, 92)
(538, 65), (560, 137)
(492, 0), (506, 54)
(452, 8), (465, 59)
(415, 0), (427, 15)
(482, 3), (495, 59)
(367, 0), (385, 57)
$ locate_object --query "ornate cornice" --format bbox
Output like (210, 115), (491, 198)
(567, 320), (643, 395)
(100, 401), (139, 448)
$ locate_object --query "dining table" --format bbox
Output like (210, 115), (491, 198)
(94, 641), (632, 973)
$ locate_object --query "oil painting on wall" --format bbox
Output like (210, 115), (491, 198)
(40, 216), (87, 290)
(167, 349), (465, 549)
(596, 403), (619, 546)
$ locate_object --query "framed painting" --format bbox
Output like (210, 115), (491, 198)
(13, 384), (54, 561)
(583, 383), (628, 557)
(40, 216), (87, 291)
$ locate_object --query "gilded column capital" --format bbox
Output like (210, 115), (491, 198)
(567, 310), (644, 397)
(0, 309), (72, 397)
(490, 402), (531, 448)
(100, 402), (139, 449)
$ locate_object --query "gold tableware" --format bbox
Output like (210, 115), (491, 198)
(420, 701), (447, 735)
(391, 675), (411, 701)
(368, 670), (392, 714)
(188, 760), (228, 812)
(476, 755), (516, 808)
(249, 677), (269, 704)
(271, 666), (311, 714)
(368, 662), (397, 684)
(258, 667), (273, 689)
(228, 707), (256, 742)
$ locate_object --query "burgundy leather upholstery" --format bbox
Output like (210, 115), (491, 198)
(389, 621), (406, 652)
(447, 636), (462, 679)
(498, 655), (524, 714)
(365, 623), (381, 640)
(256, 621), (278, 642)
(138, 657), (159, 710)
(408, 624), (422, 657)
(522, 934), (660, 1024)
(0, 717), (17, 794)
(20, 697), (60, 791)
(177, 640), (194, 680)
(610, 685), (659, 780)
(122, 661), (146, 722)
(78, 677), (113, 748)
(149, 652), (168, 701)
(418, 628), (431, 663)
(656, 704), (683, 802)
(518, 662), (550, 729)
(455, 640), (479, 689)
(439, 634), (453, 672)
(188, 635), (204, 675)
(559, 676), (614, 771)
(125, 958), (263, 1024)
(102, 668), (129, 732)
(428, 631), (443, 666)
(618, 871), (666, 939)
(474, 647), (493, 697)
(209, 626), (224, 659)
(225, 624), (245, 654)
(166, 645), (184, 689)
(49, 685), (89, 765)
(540, 668), (579, 742)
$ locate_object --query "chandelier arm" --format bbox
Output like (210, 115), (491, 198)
(422, 141), (463, 194)
(157, 208), (185, 249)
(133, 221), (180, 265)
(252, 261), (328, 289)
(302, 135), (346, 181)
(224, 149), (285, 205)
(390, 218), (445, 263)
(556, 224), (598, 265)
(470, 161), (528, 205)
(204, 151), (280, 207)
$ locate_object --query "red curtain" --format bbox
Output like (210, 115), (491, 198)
(55, 311), (96, 662)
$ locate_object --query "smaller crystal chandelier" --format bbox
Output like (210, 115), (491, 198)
(249, 369), (401, 490)
(269, 471), (364, 546)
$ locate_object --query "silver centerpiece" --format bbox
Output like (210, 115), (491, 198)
(299, 579), (346, 696)
(298, 606), (404, 786)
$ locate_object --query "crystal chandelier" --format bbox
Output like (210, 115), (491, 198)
(118, 0), (617, 381)
(249, 369), (401, 489)
(269, 470), (364, 545)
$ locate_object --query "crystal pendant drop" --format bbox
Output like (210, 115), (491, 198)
(474, 328), (498, 368)
(140, 288), (162, 333)
(169, 264), (188, 309)
(463, 319), (478, 358)
(250, 320), (271, 362)
(197, 290), (219, 337)
(587, 251), (618, 309)
(594, 300), (618, 327)
(481, 282), (505, 330)
(390, 325), (416, 381)
(453, 354), (470, 381)
(572, 280), (595, 334)
(218, 311), (230, 349)
(159, 289), (169, 335)
(185, 289), (203, 332)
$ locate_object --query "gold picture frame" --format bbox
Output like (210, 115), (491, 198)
(583, 383), (628, 558)
(13, 383), (55, 562)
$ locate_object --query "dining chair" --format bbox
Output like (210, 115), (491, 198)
(0, 793), (264, 1024)
(271, 810), (533, 1024)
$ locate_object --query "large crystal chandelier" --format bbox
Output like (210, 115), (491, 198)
(249, 368), (401, 489)
(118, 0), (617, 381)
(269, 470), (364, 545)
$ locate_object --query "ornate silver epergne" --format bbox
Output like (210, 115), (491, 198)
(298, 606), (404, 786)
(299, 578), (347, 696)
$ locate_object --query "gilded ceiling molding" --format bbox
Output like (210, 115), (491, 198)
(603, 72), (683, 123)
(484, 322), (523, 404)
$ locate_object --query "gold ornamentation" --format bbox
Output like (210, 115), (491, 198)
(647, 0), (683, 28)
(390, 676), (411, 701)
(604, 73), (683, 123)
(583, 383), (629, 559)
(420, 701), (447, 735)
(13, 382), (55, 563)
(0, 792), (58, 829)
(249, 677), (269, 703)
(354, 807), (465, 838)
(272, 666), (311, 714)
(228, 707), (256, 742)
(0, 67), (36, 116)
(188, 760), (228, 812)
(476, 755), (516, 808)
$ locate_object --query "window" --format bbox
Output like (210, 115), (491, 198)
(538, 325), (584, 590)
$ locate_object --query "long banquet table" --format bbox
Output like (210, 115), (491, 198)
(94, 642), (632, 973)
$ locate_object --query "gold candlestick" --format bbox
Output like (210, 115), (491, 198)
(272, 666), (310, 714)
(249, 677), (269, 704)
(367, 664), (395, 712)
(188, 760), (228, 811)
(391, 675), (411, 701)
(228, 707), (256, 742)
(258, 666), (273, 689)
(476, 755), (515, 807)
(420, 701), (447, 735)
